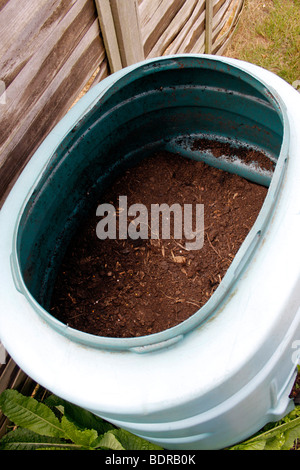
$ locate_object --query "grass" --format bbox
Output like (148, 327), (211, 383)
(225, 0), (300, 85)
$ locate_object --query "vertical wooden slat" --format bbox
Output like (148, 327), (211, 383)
(164, 0), (205, 55)
(0, 0), (108, 207)
(212, 0), (244, 54)
(0, 0), (109, 437)
(110, 0), (145, 67)
(205, 0), (213, 53)
(94, 0), (122, 72)
(139, 0), (186, 57)
(0, 342), (6, 368)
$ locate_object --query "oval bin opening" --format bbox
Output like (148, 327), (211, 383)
(14, 56), (285, 349)
(50, 150), (269, 338)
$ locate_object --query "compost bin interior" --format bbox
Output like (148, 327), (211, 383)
(15, 57), (284, 342)
(50, 148), (269, 337)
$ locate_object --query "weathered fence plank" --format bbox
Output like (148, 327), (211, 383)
(138, 0), (244, 57)
(110, 0), (145, 67)
(167, 0), (205, 55)
(0, 0), (108, 206)
(212, 0), (244, 54)
(205, 0), (213, 53)
(0, 356), (37, 437)
(95, 0), (122, 72)
(139, 0), (186, 57)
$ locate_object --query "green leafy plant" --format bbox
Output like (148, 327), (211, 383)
(0, 390), (162, 450)
(226, 0), (300, 86)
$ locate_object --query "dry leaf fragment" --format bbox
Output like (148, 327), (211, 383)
(172, 255), (186, 264)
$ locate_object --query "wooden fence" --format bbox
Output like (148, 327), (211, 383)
(97, 0), (244, 72)
(0, 0), (244, 437)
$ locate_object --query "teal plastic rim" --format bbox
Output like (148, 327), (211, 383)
(11, 55), (289, 351)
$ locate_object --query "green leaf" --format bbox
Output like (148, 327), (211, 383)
(61, 415), (98, 448)
(0, 390), (64, 438)
(45, 394), (114, 434)
(264, 433), (286, 450)
(230, 440), (266, 451)
(0, 428), (74, 451)
(111, 428), (163, 450)
(94, 431), (125, 450)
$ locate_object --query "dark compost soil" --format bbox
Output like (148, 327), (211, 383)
(191, 137), (276, 172)
(50, 147), (270, 338)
